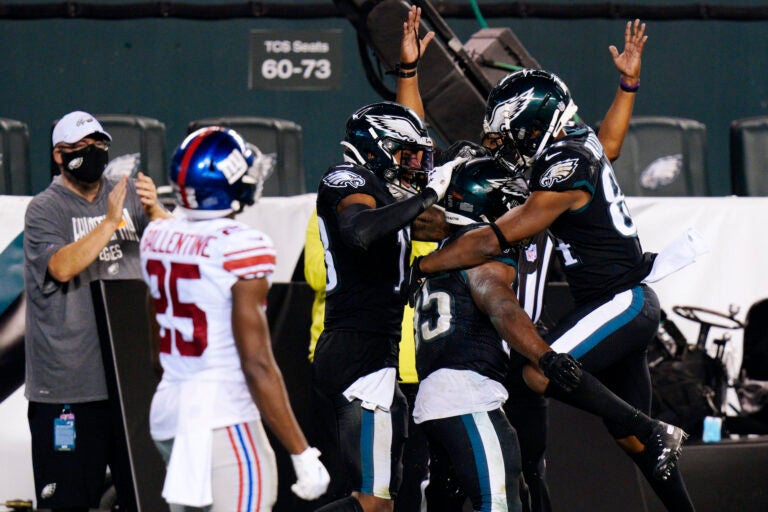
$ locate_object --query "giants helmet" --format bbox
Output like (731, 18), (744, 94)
(341, 101), (433, 194)
(442, 156), (529, 226)
(483, 69), (578, 170)
(170, 126), (274, 219)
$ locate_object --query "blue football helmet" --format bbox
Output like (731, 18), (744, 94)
(341, 101), (433, 197)
(170, 126), (274, 219)
(483, 68), (578, 170)
(442, 156), (529, 226)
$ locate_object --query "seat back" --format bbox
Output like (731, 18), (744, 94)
(0, 118), (31, 195)
(187, 117), (305, 197)
(608, 116), (708, 196)
(730, 116), (768, 196)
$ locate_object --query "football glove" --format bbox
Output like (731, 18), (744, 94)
(402, 256), (428, 308)
(425, 156), (469, 201)
(290, 447), (330, 501)
(539, 351), (583, 393)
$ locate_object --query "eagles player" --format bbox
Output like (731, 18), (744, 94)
(312, 102), (466, 512)
(140, 127), (330, 511)
(410, 70), (695, 511)
(397, 10), (654, 512)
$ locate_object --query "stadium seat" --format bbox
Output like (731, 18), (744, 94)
(50, 114), (168, 187)
(605, 116), (708, 196)
(0, 118), (31, 196)
(730, 116), (768, 196)
(187, 117), (306, 197)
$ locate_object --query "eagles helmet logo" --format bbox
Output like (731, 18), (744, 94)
(484, 87), (535, 134)
(366, 114), (431, 146)
(323, 169), (366, 189)
(539, 158), (578, 188)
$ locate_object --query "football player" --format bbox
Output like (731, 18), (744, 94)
(140, 127), (330, 511)
(312, 102), (466, 512)
(409, 70), (695, 511)
(397, 9), (654, 512)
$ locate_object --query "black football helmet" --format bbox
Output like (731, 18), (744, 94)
(341, 101), (433, 196)
(442, 156), (529, 226)
(483, 68), (578, 170)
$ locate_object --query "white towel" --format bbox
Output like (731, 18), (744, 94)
(161, 380), (216, 507)
(643, 228), (709, 283)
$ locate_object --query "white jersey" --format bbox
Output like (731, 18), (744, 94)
(140, 214), (276, 439)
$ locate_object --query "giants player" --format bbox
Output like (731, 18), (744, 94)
(140, 127), (329, 511)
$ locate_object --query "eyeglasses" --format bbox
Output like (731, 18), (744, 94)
(58, 139), (110, 152)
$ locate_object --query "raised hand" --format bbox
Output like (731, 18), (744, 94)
(401, 5), (434, 65)
(609, 18), (647, 84)
(106, 176), (128, 228)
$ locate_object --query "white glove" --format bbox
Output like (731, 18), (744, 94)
(426, 156), (469, 201)
(290, 447), (330, 501)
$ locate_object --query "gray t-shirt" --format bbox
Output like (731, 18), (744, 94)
(24, 175), (149, 403)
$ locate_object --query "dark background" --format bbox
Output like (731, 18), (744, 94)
(1, 0), (767, 196)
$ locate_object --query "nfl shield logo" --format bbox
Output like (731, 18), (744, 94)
(525, 243), (537, 262)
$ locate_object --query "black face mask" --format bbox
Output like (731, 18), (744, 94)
(61, 144), (109, 183)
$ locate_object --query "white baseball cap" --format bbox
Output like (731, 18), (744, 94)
(52, 111), (112, 146)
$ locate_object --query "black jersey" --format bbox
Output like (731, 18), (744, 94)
(316, 162), (411, 337)
(528, 124), (654, 306)
(414, 227), (516, 383)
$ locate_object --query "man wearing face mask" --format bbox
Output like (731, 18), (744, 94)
(23, 110), (170, 512)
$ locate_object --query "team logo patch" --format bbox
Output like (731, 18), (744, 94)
(485, 87), (535, 133)
(640, 154), (682, 190)
(539, 158), (578, 188)
(366, 114), (429, 145)
(323, 169), (366, 189)
(525, 243), (537, 262)
(41, 483), (56, 499)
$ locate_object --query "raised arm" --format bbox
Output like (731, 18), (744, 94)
(47, 176), (128, 282)
(598, 19), (647, 161)
(395, 5), (434, 119)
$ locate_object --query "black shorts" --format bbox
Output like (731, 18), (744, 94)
(27, 400), (119, 509)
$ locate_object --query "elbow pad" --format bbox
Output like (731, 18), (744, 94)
(338, 190), (437, 251)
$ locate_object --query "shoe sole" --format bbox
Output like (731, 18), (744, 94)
(654, 428), (689, 480)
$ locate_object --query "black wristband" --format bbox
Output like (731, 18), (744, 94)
(489, 221), (514, 255)
(419, 188), (438, 210)
(398, 69), (417, 79)
(399, 60), (418, 70)
(619, 78), (640, 93)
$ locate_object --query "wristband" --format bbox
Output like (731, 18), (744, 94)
(399, 59), (418, 70)
(398, 69), (417, 79)
(619, 79), (640, 93)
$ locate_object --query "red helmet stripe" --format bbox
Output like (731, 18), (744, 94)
(177, 128), (216, 208)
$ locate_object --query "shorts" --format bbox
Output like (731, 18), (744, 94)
(155, 421), (277, 512)
(28, 400), (124, 510)
(334, 385), (408, 500)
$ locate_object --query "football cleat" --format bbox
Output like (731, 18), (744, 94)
(647, 420), (688, 480)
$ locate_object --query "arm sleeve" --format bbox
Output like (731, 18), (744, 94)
(338, 189), (437, 251)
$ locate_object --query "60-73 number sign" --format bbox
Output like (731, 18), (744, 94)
(249, 30), (342, 90)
